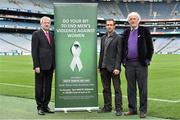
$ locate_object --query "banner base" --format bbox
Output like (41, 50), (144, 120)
(55, 107), (99, 113)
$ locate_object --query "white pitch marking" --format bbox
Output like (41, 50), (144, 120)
(0, 82), (179, 103)
(0, 82), (34, 88)
(0, 82), (55, 89)
(98, 93), (180, 103)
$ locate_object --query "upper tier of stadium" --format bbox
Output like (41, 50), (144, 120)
(0, 0), (180, 20)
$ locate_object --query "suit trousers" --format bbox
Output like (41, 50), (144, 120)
(100, 68), (122, 111)
(35, 68), (53, 110)
(125, 61), (148, 113)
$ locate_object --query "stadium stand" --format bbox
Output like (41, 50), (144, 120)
(123, 2), (150, 19)
(0, 0), (180, 55)
(0, 33), (31, 52)
(118, 1), (180, 19)
(98, 1), (124, 20)
(0, 20), (40, 28)
(0, 0), (53, 14)
(155, 37), (180, 54)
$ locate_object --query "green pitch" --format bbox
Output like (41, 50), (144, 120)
(0, 54), (180, 119)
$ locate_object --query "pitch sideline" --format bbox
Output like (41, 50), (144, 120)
(0, 82), (179, 103)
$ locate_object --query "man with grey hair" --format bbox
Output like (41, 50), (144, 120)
(122, 12), (154, 118)
(31, 16), (55, 115)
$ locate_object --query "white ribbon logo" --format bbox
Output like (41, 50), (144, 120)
(70, 41), (83, 72)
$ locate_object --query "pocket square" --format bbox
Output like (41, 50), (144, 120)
(138, 35), (141, 37)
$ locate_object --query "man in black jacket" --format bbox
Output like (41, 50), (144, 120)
(122, 12), (154, 118)
(31, 16), (55, 115)
(98, 19), (123, 116)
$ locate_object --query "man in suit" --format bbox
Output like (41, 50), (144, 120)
(31, 16), (55, 115)
(98, 19), (123, 116)
(122, 12), (154, 118)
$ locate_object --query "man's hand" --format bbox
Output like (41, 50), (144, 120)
(35, 67), (40, 74)
(113, 69), (120, 75)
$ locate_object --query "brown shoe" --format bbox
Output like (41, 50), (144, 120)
(124, 111), (137, 116)
(140, 112), (146, 118)
(97, 108), (112, 113)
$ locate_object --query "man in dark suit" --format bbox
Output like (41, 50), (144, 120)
(31, 16), (55, 115)
(122, 12), (154, 118)
(98, 19), (123, 116)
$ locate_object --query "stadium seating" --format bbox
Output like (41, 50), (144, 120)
(0, 20), (40, 28)
(98, 2), (124, 20)
(0, 1), (179, 19)
(153, 37), (180, 54)
(0, 0), (53, 14)
(158, 37), (180, 54)
(0, 33), (31, 53)
(118, 1), (180, 19)
(0, 0), (179, 55)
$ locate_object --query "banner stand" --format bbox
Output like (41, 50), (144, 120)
(55, 107), (99, 113)
(54, 3), (99, 112)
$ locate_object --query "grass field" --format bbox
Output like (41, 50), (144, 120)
(0, 54), (180, 119)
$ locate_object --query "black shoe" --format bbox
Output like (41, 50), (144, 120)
(116, 111), (122, 116)
(97, 108), (111, 113)
(44, 107), (54, 113)
(38, 109), (45, 115)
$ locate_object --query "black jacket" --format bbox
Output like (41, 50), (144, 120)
(31, 29), (55, 70)
(98, 32), (122, 72)
(122, 26), (154, 66)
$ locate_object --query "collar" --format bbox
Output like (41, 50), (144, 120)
(106, 31), (116, 37)
(41, 28), (49, 34)
(130, 26), (138, 31)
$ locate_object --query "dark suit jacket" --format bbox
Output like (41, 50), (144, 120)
(98, 32), (122, 72)
(31, 29), (55, 70)
(122, 26), (154, 66)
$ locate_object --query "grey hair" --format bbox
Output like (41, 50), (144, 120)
(40, 16), (51, 24)
(127, 12), (141, 22)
